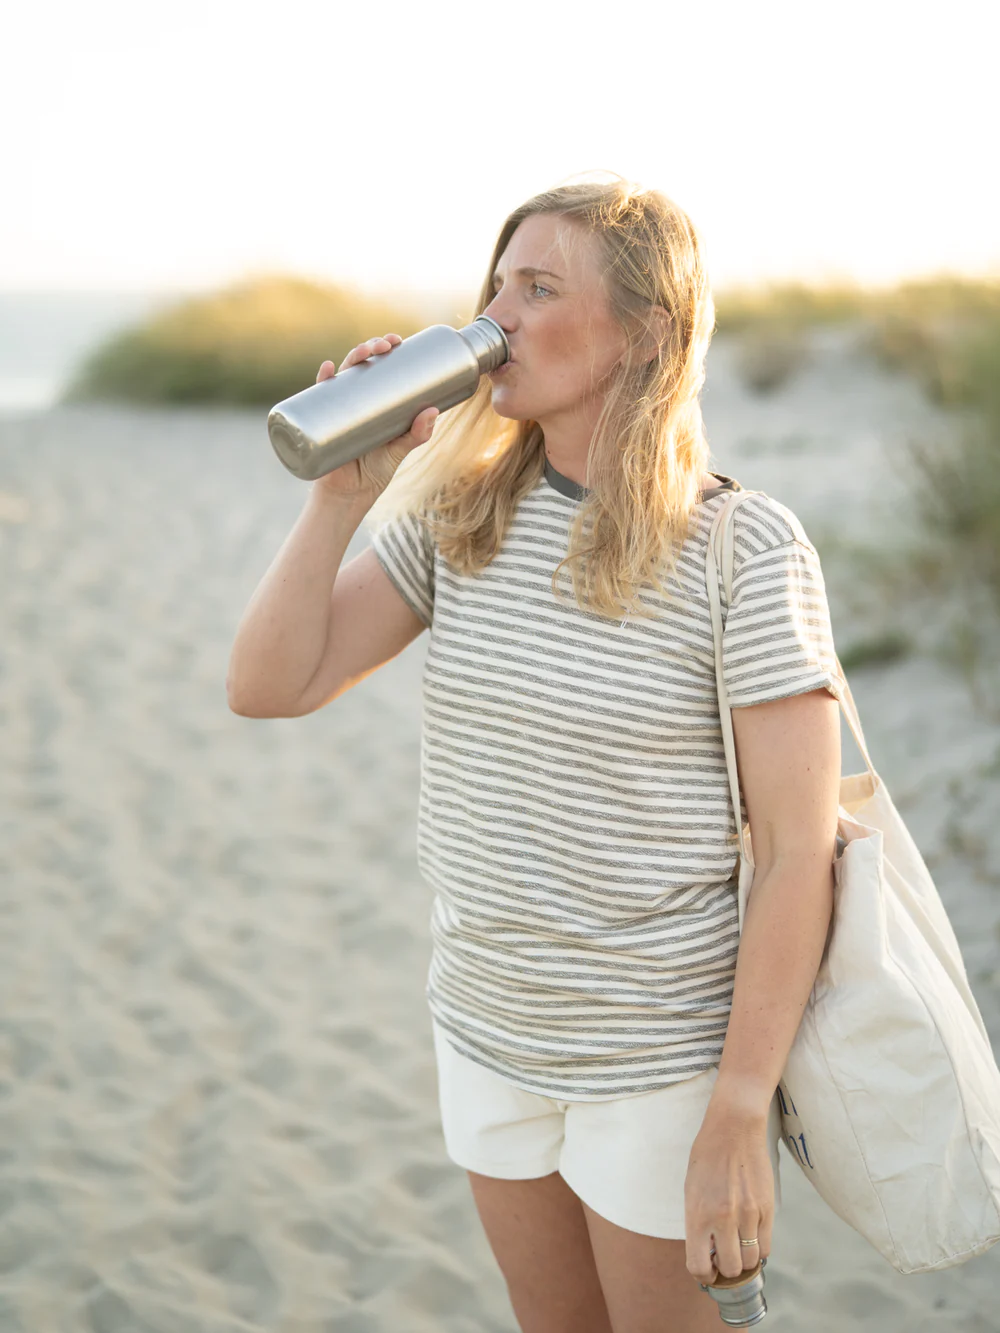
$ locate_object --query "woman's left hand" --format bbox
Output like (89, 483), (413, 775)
(684, 1098), (774, 1285)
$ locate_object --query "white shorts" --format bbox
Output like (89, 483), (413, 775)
(432, 1020), (782, 1240)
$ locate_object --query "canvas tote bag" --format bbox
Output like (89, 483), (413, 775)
(704, 488), (1000, 1273)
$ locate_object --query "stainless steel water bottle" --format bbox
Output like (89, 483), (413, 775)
(701, 1258), (768, 1326)
(267, 315), (509, 481)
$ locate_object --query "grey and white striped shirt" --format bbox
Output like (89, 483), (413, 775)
(371, 456), (839, 1099)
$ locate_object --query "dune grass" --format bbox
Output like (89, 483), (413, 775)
(715, 274), (1000, 709)
(837, 630), (916, 674)
(713, 279), (874, 333)
(710, 280), (867, 396)
(808, 302), (1000, 715)
(714, 274), (1000, 400)
(889, 304), (1000, 607)
(892, 325), (1000, 715)
(62, 268), (1000, 410)
(859, 279), (1000, 408)
(59, 275), (424, 409)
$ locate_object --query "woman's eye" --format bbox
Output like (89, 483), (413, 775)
(530, 282), (552, 298)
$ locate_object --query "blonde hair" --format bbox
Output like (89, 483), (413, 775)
(363, 174), (717, 622)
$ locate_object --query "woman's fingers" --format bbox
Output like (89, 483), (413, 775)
(414, 406), (439, 442)
(688, 1220), (762, 1283)
(341, 339), (385, 369)
(317, 333), (404, 382)
(686, 1231), (718, 1286)
(755, 1208), (773, 1262)
(703, 1213), (764, 1281)
(738, 1208), (761, 1270)
(351, 335), (399, 362)
(740, 1238), (761, 1270)
(712, 1223), (745, 1281)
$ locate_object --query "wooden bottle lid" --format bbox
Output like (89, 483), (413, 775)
(708, 1259), (764, 1290)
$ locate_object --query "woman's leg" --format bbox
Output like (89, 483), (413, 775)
(467, 1168), (614, 1333)
(581, 1199), (721, 1333)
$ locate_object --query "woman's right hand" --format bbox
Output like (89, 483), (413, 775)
(309, 334), (439, 503)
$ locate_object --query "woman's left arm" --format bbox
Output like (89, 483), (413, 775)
(685, 685), (842, 1286)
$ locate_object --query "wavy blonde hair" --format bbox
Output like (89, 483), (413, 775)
(362, 174), (717, 622)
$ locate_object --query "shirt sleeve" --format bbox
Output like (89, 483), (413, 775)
(370, 505), (436, 629)
(722, 519), (840, 710)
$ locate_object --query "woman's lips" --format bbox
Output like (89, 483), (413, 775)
(488, 360), (515, 377)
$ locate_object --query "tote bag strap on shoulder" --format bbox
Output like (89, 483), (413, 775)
(704, 489), (878, 870)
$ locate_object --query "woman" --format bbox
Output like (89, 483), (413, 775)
(227, 177), (843, 1332)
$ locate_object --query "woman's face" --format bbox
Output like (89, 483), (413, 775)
(481, 213), (629, 426)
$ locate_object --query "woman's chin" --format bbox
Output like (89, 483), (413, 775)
(489, 390), (526, 422)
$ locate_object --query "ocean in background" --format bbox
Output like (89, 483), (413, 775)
(0, 290), (179, 412)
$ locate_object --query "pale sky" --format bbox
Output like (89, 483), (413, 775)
(4, 0), (999, 305)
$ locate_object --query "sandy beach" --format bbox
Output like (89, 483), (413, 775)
(2, 325), (999, 1331)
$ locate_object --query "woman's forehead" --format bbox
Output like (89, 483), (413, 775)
(500, 214), (597, 279)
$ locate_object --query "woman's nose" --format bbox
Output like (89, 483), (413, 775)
(482, 293), (515, 333)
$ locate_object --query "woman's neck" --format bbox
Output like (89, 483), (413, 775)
(543, 445), (719, 497)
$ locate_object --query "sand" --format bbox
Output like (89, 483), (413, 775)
(1, 325), (999, 1331)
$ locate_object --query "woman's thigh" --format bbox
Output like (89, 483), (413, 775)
(466, 1169), (613, 1333)
(432, 1025), (612, 1331)
(580, 1202), (722, 1333)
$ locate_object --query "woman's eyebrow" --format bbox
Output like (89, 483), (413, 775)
(491, 266), (564, 284)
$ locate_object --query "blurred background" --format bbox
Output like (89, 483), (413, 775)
(2, 2), (1000, 1330)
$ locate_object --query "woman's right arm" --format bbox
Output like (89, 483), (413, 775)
(226, 335), (437, 718)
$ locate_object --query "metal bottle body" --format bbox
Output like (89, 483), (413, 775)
(267, 315), (509, 482)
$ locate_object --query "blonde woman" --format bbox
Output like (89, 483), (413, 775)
(227, 178), (842, 1332)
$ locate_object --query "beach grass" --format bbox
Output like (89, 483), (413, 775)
(60, 269), (1000, 410)
(714, 274), (1000, 400)
(706, 273), (1000, 711)
(838, 631), (915, 673)
(891, 309), (1000, 606)
(58, 274), (424, 409)
(813, 303), (1000, 713)
(713, 278), (875, 332)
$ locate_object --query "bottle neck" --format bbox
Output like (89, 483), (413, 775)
(459, 316), (509, 373)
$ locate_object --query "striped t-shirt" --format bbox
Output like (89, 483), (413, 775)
(371, 455), (840, 1099)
